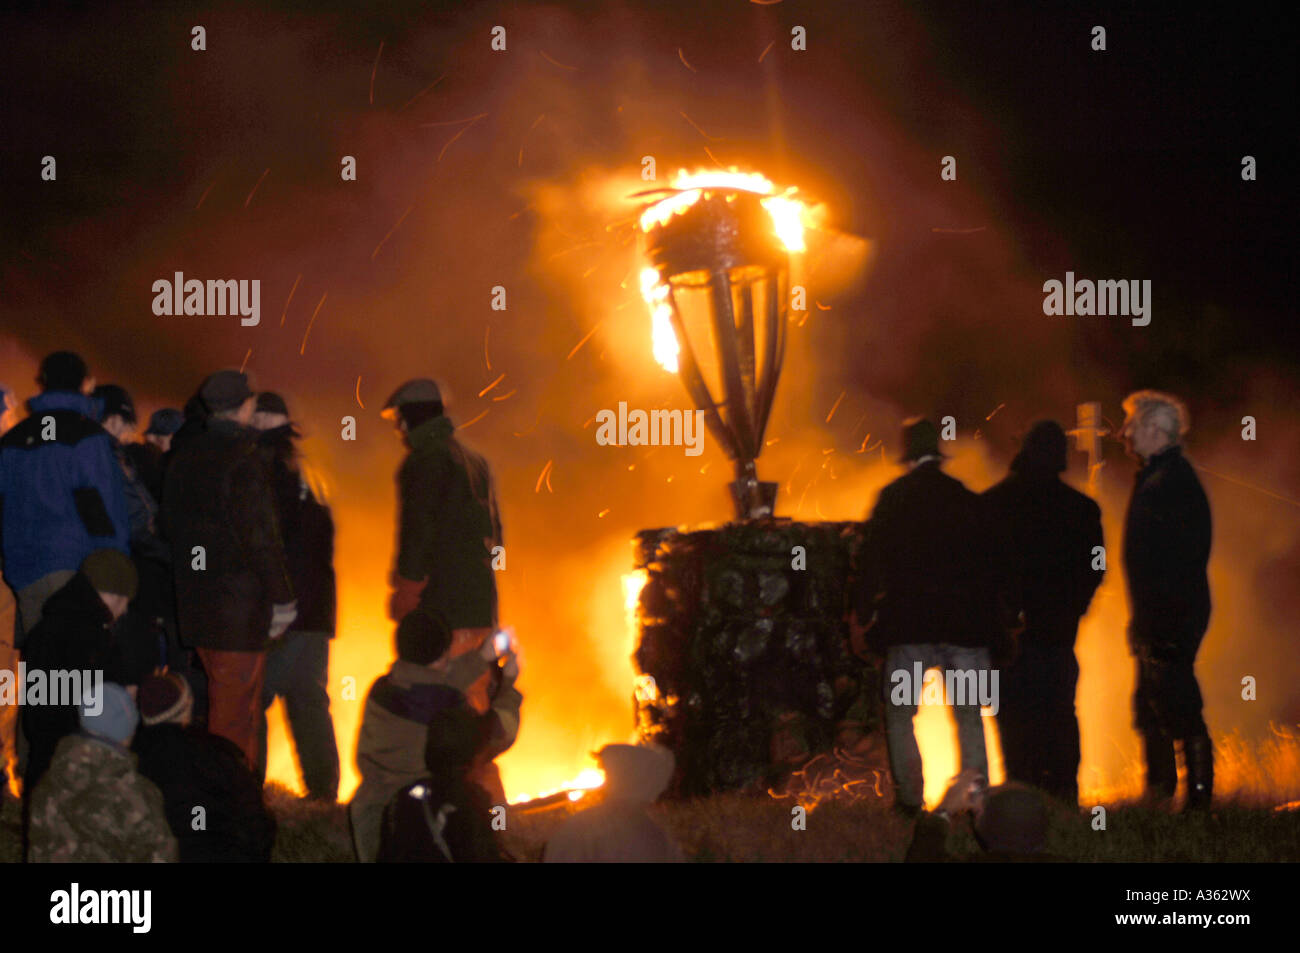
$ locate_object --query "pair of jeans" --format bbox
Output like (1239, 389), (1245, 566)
(257, 630), (339, 800)
(883, 643), (991, 809)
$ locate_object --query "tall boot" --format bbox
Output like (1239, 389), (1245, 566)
(1183, 733), (1214, 811)
(1141, 730), (1177, 805)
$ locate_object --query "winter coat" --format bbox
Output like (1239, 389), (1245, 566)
(395, 415), (502, 629)
(982, 469), (1105, 648)
(349, 655), (522, 863)
(29, 733), (178, 863)
(20, 572), (158, 793)
(134, 722), (276, 862)
(0, 391), (130, 595)
(161, 417), (294, 651)
(376, 775), (507, 863)
(258, 426), (336, 635)
(124, 441), (166, 506)
(1122, 445), (1212, 655)
(861, 460), (1010, 651)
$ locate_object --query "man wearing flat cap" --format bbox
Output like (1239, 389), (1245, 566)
(382, 378), (504, 718)
(161, 370), (296, 767)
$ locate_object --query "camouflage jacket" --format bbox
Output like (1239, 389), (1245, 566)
(30, 733), (178, 863)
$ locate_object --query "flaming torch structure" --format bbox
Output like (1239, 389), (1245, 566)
(627, 172), (882, 799)
(636, 171), (806, 519)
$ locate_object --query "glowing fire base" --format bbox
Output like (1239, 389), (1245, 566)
(631, 520), (882, 797)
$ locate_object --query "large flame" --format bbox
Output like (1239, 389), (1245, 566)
(637, 169), (808, 373)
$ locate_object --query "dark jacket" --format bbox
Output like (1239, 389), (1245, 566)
(19, 572), (157, 793)
(395, 415), (502, 630)
(258, 426), (336, 635)
(861, 460), (1008, 651)
(982, 469), (1104, 648)
(161, 417), (294, 651)
(376, 775), (506, 863)
(133, 722), (276, 862)
(0, 391), (130, 593)
(124, 441), (166, 506)
(1122, 445), (1212, 654)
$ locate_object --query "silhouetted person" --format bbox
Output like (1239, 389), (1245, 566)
(1120, 391), (1213, 809)
(983, 421), (1104, 806)
(859, 418), (1013, 816)
(161, 370), (296, 767)
(252, 391), (340, 802)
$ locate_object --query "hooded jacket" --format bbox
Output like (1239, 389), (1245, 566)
(349, 653), (521, 862)
(395, 415), (502, 629)
(161, 417), (294, 651)
(0, 391), (130, 593)
(29, 733), (178, 863)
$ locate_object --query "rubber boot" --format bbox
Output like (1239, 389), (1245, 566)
(1141, 730), (1177, 806)
(1183, 733), (1214, 811)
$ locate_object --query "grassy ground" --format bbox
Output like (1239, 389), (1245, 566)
(3, 782), (1297, 862)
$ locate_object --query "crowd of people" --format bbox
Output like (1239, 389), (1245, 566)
(0, 347), (1214, 863)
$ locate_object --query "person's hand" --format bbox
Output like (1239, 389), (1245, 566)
(501, 648), (519, 681)
(269, 600), (298, 640)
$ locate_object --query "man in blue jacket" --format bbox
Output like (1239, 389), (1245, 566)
(0, 351), (130, 644)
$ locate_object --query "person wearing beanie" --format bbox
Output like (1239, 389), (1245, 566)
(133, 672), (276, 862)
(381, 377), (504, 718)
(28, 682), (177, 863)
(19, 547), (156, 845)
(125, 408), (182, 504)
(0, 350), (130, 641)
(376, 705), (510, 863)
(250, 391), (340, 802)
(982, 420), (1104, 807)
(161, 370), (296, 768)
(853, 416), (1013, 818)
(348, 608), (522, 862)
(544, 744), (684, 863)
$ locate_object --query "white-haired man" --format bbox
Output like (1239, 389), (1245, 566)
(1120, 390), (1213, 809)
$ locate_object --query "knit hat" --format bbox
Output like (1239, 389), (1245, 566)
(424, 706), (484, 775)
(198, 370), (254, 414)
(1011, 420), (1068, 475)
(92, 384), (137, 425)
(974, 783), (1050, 854)
(80, 682), (138, 746)
(80, 549), (138, 600)
(900, 417), (946, 463)
(395, 608), (453, 665)
(138, 672), (193, 726)
(145, 407), (184, 436)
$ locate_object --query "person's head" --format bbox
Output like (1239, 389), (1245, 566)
(80, 549), (138, 620)
(424, 706), (486, 778)
(198, 370), (256, 424)
(382, 378), (444, 437)
(595, 743), (676, 804)
(971, 783), (1051, 856)
(1121, 390), (1188, 461)
(92, 384), (138, 442)
(1011, 419), (1068, 476)
(395, 607), (454, 667)
(137, 672), (194, 728)
(37, 351), (89, 394)
(252, 391), (292, 431)
(144, 407), (183, 451)
(899, 416), (945, 467)
(80, 682), (138, 749)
